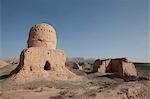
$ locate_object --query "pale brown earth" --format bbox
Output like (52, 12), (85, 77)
(0, 60), (9, 69)
(0, 59), (149, 99)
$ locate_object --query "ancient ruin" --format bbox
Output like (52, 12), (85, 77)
(6, 23), (77, 84)
(93, 58), (137, 81)
(27, 23), (56, 49)
(72, 61), (83, 70)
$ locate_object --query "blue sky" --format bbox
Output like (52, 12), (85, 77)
(0, 0), (1, 58)
(0, 0), (149, 62)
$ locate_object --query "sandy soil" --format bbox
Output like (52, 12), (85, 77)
(0, 60), (149, 99)
(0, 60), (9, 69)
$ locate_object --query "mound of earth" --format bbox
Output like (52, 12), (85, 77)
(0, 60), (9, 69)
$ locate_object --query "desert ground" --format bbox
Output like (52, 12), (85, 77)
(0, 58), (149, 99)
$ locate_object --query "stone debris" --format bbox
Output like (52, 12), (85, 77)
(95, 82), (148, 99)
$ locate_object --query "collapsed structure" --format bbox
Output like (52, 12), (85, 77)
(2, 23), (138, 84)
(7, 23), (77, 84)
(93, 58), (137, 80)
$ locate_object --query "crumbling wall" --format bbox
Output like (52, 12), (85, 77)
(27, 23), (57, 49)
(3, 23), (78, 84)
(98, 59), (111, 74)
(8, 47), (77, 84)
(93, 58), (137, 80)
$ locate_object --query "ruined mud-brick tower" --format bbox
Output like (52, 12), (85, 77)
(27, 23), (57, 49)
(11, 23), (77, 84)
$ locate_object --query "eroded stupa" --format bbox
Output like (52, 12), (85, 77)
(27, 23), (57, 49)
(9, 23), (77, 84)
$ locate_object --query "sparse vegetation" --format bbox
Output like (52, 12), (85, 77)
(0, 57), (150, 99)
